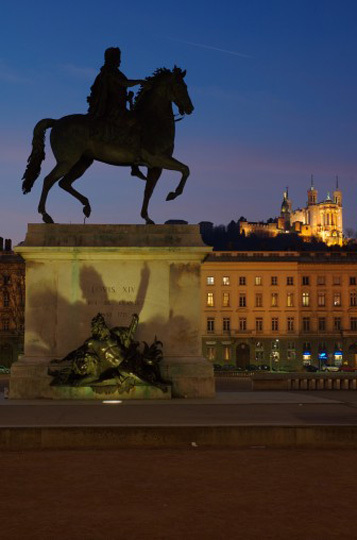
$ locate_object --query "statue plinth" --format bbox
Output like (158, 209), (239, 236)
(10, 224), (214, 399)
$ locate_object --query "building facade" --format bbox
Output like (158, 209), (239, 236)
(201, 251), (357, 370)
(0, 239), (25, 367)
(240, 179), (343, 246)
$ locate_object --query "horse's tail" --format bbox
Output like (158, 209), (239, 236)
(22, 118), (56, 194)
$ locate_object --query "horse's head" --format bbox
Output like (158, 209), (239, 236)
(169, 66), (194, 116)
(135, 67), (194, 117)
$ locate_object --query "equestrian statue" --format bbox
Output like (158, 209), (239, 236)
(21, 47), (194, 224)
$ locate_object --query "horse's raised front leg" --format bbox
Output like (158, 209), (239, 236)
(165, 158), (190, 200)
(140, 167), (162, 224)
(58, 157), (94, 218)
(143, 154), (190, 201)
(38, 161), (73, 223)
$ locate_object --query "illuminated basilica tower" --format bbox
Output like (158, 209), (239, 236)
(290, 176), (343, 246)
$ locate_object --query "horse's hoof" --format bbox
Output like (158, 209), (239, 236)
(42, 213), (54, 224)
(83, 204), (91, 218)
(131, 167), (147, 181)
(166, 192), (176, 201)
(146, 218), (155, 225)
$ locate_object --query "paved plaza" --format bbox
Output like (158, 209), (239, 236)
(2, 378), (357, 539)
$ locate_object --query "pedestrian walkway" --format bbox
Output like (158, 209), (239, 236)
(1, 388), (357, 449)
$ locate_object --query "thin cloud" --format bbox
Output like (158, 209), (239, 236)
(0, 61), (31, 83)
(172, 39), (252, 59)
(60, 63), (97, 78)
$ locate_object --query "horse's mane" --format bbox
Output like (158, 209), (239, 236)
(134, 66), (184, 109)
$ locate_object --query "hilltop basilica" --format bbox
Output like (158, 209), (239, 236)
(239, 177), (343, 246)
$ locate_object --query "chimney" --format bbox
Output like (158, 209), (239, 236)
(0, 237), (3, 251)
(4, 239), (12, 251)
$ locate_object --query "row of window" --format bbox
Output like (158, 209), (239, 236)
(206, 340), (342, 362)
(206, 275), (356, 287)
(206, 291), (355, 308)
(206, 316), (355, 333)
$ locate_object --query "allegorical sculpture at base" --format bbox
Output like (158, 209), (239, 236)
(48, 313), (169, 394)
(21, 46), (194, 225)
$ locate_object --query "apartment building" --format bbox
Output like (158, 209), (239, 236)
(201, 251), (357, 370)
(0, 239), (25, 367)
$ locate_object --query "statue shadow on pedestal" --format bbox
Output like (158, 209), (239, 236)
(25, 262), (197, 358)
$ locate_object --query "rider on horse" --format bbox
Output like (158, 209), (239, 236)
(87, 47), (146, 179)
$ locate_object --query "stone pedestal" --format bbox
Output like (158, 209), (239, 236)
(10, 224), (214, 399)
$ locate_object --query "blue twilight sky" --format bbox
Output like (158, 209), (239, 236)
(1, 0), (357, 244)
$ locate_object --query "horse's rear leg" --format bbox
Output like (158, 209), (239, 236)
(58, 157), (94, 218)
(140, 167), (162, 224)
(38, 161), (73, 223)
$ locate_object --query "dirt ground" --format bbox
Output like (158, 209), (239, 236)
(1, 448), (356, 540)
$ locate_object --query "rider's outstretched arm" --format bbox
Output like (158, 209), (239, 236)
(122, 79), (146, 88)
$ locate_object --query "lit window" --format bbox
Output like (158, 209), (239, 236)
(333, 293), (341, 307)
(207, 276), (214, 286)
(287, 293), (294, 307)
(222, 292), (230, 307)
(222, 276), (230, 286)
(255, 341), (264, 362)
(302, 292), (310, 307)
(223, 346), (231, 361)
(287, 342), (296, 360)
(255, 276), (262, 286)
(271, 293), (278, 307)
(207, 292), (214, 307)
(207, 346), (215, 361)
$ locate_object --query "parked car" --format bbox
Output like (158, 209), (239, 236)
(304, 365), (319, 372)
(339, 365), (357, 372)
(246, 364), (258, 372)
(321, 365), (340, 372)
(0, 365), (10, 374)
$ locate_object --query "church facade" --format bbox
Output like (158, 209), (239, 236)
(240, 178), (344, 246)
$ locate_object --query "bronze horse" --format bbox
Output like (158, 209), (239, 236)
(22, 67), (194, 224)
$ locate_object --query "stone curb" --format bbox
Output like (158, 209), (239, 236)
(1, 424), (357, 450)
